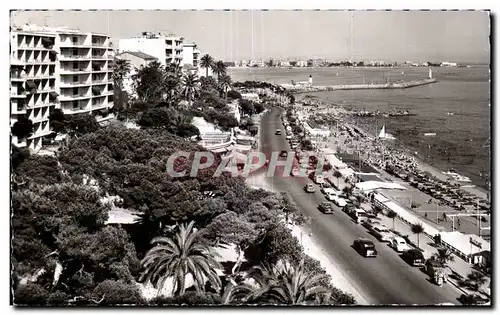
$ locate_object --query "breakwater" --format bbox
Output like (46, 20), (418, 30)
(286, 78), (437, 93)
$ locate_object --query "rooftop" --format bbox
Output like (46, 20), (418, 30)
(119, 51), (157, 60)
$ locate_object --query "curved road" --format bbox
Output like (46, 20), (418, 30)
(258, 106), (462, 305)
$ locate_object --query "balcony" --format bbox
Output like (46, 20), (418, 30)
(91, 41), (108, 48)
(59, 94), (92, 101)
(12, 106), (27, 114)
(27, 101), (57, 109)
(60, 68), (92, 74)
(59, 55), (90, 60)
(91, 54), (107, 60)
(25, 74), (56, 80)
(25, 59), (55, 65)
(10, 58), (25, 66)
(175, 46), (183, 51)
(10, 90), (27, 98)
(60, 81), (91, 87)
(59, 41), (92, 48)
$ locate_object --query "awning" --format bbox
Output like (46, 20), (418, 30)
(49, 50), (58, 55)
(49, 91), (59, 98)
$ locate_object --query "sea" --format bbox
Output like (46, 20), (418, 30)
(228, 66), (491, 190)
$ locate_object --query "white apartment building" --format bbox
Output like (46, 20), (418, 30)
(181, 42), (200, 70)
(10, 29), (57, 151)
(118, 32), (184, 67)
(10, 24), (115, 152)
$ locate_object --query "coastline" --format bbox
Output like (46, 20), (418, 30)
(306, 97), (489, 194)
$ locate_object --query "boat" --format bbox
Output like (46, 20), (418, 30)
(378, 125), (396, 140)
(424, 133), (437, 136)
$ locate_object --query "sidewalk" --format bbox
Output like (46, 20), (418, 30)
(378, 214), (490, 297)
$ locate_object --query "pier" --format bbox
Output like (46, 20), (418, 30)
(285, 78), (437, 93)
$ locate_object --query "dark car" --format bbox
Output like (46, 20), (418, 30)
(352, 239), (378, 257)
(279, 150), (288, 158)
(402, 249), (425, 267)
(458, 294), (490, 305)
(318, 202), (334, 214)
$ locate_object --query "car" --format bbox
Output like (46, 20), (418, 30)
(352, 239), (378, 257)
(390, 236), (412, 252)
(291, 143), (298, 149)
(458, 294), (490, 305)
(362, 218), (382, 230)
(304, 183), (315, 193)
(279, 150), (288, 157)
(331, 195), (347, 207)
(275, 129), (282, 135)
(402, 249), (425, 267)
(286, 134), (292, 140)
(318, 202), (334, 214)
(371, 225), (393, 242)
(322, 188), (340, 200)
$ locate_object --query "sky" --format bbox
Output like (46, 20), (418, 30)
(11, 10), (490, 62)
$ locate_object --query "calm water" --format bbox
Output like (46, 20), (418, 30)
(229, 66), (491, 189)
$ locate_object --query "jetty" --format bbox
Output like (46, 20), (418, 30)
(283, 67), (437, 93)
(285, 78), (437, 93)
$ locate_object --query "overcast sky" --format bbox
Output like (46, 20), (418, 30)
(12, 10), (490, 62)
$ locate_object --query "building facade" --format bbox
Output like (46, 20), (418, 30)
(10, 24), (114, 152)
(118, 32), (184, 67)
(10, 30), (57, 151)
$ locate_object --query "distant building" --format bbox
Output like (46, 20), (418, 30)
(181, 42), (200, 73)
(116, 51), (158, 98)
(118, 32), (184, 67)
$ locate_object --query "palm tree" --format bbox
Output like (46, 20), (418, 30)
(164, 74), (181, 107)
(466, 271), (487, 291)
(387, 210), (397, 230)
(246, 260), (331, 305)
(200, 54), (214, 78)
(112, 58), (131, 89)
(181, 72), (200, 106)
(431, 247), (455, 267)
(218, 74), (232, 100)
(139, 221), (222, 297)
(333, 170), (342, 188)
(212, 60), (227, 80)
(411, 223), (424, 249)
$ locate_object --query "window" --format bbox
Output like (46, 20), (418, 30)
(73, 76), (78, 82)
(73, 88), (78, 95)
(73, 101), (78, 109)
(73, 62), (78, 69)
(73, 49), (78, 55)
(72, 37), (78, 44)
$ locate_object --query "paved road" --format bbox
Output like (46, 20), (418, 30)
(258, 106), (463, 305)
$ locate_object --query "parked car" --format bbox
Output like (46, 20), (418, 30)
(322, 188), (341, 201)
(304, 183), (315, 193)
(402, 249), (425, 267)
(275, 129), (282, 135)
(362, 218), (382, 230)
(390, 236), (412, 252)
(332, 196), (347, 207)
(458, 294), (490, 305)
(353, 239), (378, 257)
(348, 208), (369, 224)
(318, 202), (334, 214)
(279, 150), (288, 157)
(371, 225), (393, 242)
(286, 134), (292, 140)
(291, 143), (298, 149)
